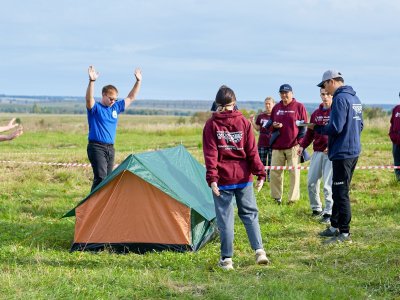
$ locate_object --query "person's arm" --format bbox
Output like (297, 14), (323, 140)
(0, 118), (19, 133)
(299, 111), (315, 150)
(86, 66), (98, 109)
(249, 114), (260, 131)
(124, 68), (142, 109)
(0, 126), (23, 141)
(296, 104), (309, 144)
(203, 122), (219, 187)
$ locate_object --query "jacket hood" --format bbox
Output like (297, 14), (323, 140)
(211, 110), (243, 128)
(334, 85), (356, 97)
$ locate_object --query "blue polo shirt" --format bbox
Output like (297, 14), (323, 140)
(87, 100), (125, 144)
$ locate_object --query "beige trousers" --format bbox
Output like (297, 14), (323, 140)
(270, 145), (300, 202)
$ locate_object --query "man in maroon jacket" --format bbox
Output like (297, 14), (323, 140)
(298, 88), (333, 223)
(203, 85), (269, 270)
(269, 84), (308, 204)
(389, 92), (400, 181)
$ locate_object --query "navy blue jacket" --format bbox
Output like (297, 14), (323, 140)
(314, 85), (363, 160)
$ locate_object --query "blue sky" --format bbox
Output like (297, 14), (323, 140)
(1, 0), (399, 104)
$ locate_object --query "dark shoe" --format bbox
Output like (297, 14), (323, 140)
(312, 210), (323, 218)
(324, 233), (352, 244)
(274, 198), (282, 205)
(319, 227), (339, 237)
(319, 214), (331, 224)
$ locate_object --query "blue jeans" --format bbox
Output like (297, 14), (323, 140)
(393, 144), (400, 180)
(213, 184), (264, 258)
(87, 142), (115, 191)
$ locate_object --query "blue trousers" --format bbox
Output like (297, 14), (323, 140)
(213, 184), (264, 258)
(393, 144), (400, 180)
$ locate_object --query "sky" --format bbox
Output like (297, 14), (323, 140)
(1, 0), (400, 104)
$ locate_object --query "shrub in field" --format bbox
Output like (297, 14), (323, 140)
(190, 111), (212, 124)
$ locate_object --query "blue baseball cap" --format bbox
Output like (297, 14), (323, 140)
(279, 84), (292, 92)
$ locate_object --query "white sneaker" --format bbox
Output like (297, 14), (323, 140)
(255, 249), (270, 265)
(218, 257), (234, 270)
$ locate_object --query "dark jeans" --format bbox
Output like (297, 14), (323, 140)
(330, 157), (358, 234)
(87, 142), (115, 192)
(258, 147), (272, 180)
(393, 144), (400, 180)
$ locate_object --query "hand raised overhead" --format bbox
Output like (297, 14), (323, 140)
(88, 66), (99, 81)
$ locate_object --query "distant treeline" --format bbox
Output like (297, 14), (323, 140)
(0, 95), (394, 119)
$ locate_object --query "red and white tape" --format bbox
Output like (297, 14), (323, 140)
(0, 159), (399, 171)
(0, 160), (92, 168)
(266, 165), (400, 170)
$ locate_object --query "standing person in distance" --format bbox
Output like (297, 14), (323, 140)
(389, 92), (400, 181)
(0, 118), (23, 142)
(249, 96), (275, 182)
(308, 70), (363, 244)
(86, 65), (142, 191)
(269, 84), (308, 205)
(203, 85), (270, 270)
(298, 88), (333, 224)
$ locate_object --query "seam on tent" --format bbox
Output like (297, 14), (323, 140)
(79, 170), (126, 252)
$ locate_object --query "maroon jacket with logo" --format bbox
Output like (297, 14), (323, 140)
(389, 105), (400, 145)
(255, 112), (272, 148)
(300, 103), (331, 152)
(202, 110), (266, 186)
(269, 98), (308, 150)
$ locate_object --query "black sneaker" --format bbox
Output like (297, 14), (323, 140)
(320, 214), (331, 224)
(274, 198), (282, 205)
(319, 227), (339, 237)
(312, 210), (323, 218)
(324, 233), (352, 244)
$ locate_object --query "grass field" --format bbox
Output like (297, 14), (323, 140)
(0, 113), (399, 299)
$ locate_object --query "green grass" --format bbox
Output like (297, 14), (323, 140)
(0, 113), (399, 299)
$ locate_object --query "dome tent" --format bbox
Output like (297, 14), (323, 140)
(63, 145), (217, 253)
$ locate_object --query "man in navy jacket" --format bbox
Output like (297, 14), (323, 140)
(308, 70), (363, 244)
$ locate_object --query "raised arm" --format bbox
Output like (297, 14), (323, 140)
(0, 125), (23, 142)
(86, 66), (99, 109)
(124, 68), (142, 109)
(0, 118), (19, 133)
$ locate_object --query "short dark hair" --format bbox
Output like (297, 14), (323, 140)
(102, 85), (118, 95)
(332, 77), (344, 84)
(215, 85), (236, 106)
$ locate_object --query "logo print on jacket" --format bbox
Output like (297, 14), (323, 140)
(352, 104), (362, 120)
(216, 131), (243, 143)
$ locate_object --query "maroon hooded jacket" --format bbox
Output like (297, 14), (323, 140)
(269, 98), (308, 150)
(255, 112), (272, 148)
(300, 103), (331, 152)
(389, 105), (400, 145)
(203, 110), (266, 186)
